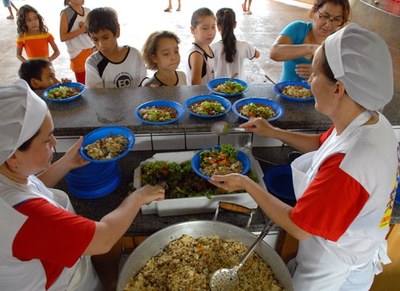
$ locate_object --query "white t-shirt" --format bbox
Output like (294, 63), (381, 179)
(211, 40), (257, 80)
(85, 46), (146, 88)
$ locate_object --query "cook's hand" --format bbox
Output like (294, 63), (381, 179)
(295, 63), (313, 79)
(132, 184), (165, 205)
(239, 117), (277, 138)
(210, 173), (250, 192)
(63, 137), (90, 170)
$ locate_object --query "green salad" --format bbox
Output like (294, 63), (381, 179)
(137, 157), (257, 199)
(213, 80), (246, 94)
(189, 100), (226, 116)
(199, 144), (243, 177)
(139, 106), (177, 122)
(47, 86), (82, 99)
(238, 102), (276, 119)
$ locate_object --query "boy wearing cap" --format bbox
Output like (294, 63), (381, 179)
(0, 80), (164, 290)
(210, 23), (398, 290)
(84, 7), (147, 88)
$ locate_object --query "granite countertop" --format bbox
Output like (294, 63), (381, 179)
(46, 84), (329, 136)
(45, 84), (400, 137)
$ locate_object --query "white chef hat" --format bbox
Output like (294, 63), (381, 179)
(0, 79), (48, 165)
(324, 23), (393, 111)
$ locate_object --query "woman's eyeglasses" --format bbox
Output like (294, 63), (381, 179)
(317, 9), (343, 26)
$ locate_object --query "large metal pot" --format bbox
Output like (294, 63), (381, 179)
(117, 220), (293, 291)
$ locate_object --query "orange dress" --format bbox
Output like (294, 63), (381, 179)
(16, 32), (54, 59)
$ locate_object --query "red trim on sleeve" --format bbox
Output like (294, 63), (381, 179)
(290, 154), (369, 241)
(12, 198), (95, 289)
(319, 126), (335, 146)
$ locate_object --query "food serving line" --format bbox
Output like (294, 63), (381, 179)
(48, 83), (400, 232)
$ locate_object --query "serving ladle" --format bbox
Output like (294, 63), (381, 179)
(211, 121), (245, 136)
(209, 221), (276, 291)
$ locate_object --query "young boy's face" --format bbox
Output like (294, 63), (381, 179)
(89, 29), (119, 57)
(31, 65), (60, 90)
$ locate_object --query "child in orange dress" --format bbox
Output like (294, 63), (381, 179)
(16, 5), (60, 62)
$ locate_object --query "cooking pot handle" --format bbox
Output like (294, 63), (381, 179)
(213, 201), (255, 230)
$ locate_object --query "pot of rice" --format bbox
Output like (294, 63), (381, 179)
(117, 220), (293, 291)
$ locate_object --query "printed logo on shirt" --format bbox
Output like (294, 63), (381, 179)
(113, 72), (133, 88)
(379, 145), (400, 228)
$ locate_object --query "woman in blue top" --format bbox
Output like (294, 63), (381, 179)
(270, 0), (350, 82)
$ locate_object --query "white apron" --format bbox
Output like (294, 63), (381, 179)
(0, 174), (104, 291)
(290, 111), (392, 291)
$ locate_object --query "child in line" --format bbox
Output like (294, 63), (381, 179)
(16, 5), (60, 62)
(186, 7), (216, 85)
(60, 0), (94, 84)
(85, 7), (146, 88)
(142, 31), (186, 87)
(18, 58), (71, 90)
(211, 8), (260, 80)
(3, 0), (18, 19)
(242, 0), (253, 15)
(164, 0), (181, 12)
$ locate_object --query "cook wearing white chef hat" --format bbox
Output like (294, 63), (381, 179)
(324, 22), (393, 111)
(0, 79), (164, 291)
(0, 79), (48, 165)
(210, 23), (398, 291)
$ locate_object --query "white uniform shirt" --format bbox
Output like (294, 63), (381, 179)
(290, 111), (398, 290)
(85, 46), (146, 88)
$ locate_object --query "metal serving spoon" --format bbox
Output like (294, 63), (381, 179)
(228, 72), (239, 81)
(211, 121), (245, 136)
(209, 220), (276, 291)
(264, 73), (278, 86)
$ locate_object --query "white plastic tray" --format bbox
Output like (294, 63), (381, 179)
(135, 151), (266, 216)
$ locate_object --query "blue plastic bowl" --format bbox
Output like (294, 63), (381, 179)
(396, 176), (400, 205)
(42, 82), (86, 102)
(67, 169), (121, 199)
(232, 97), (284, 122)
(207, 78), (249, 97)
(134, 100), (184, 125)
(191, 146), (250, 180)
(79, 126), (135, 163)
(274, 81), (314, 102)
(65, 162), (118, 187)
(263, 164), (296, 206)
(185, 94), (232, 118)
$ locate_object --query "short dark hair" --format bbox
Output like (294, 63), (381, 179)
(18, 59), (52, 88)
(86, 7), (119, 35)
